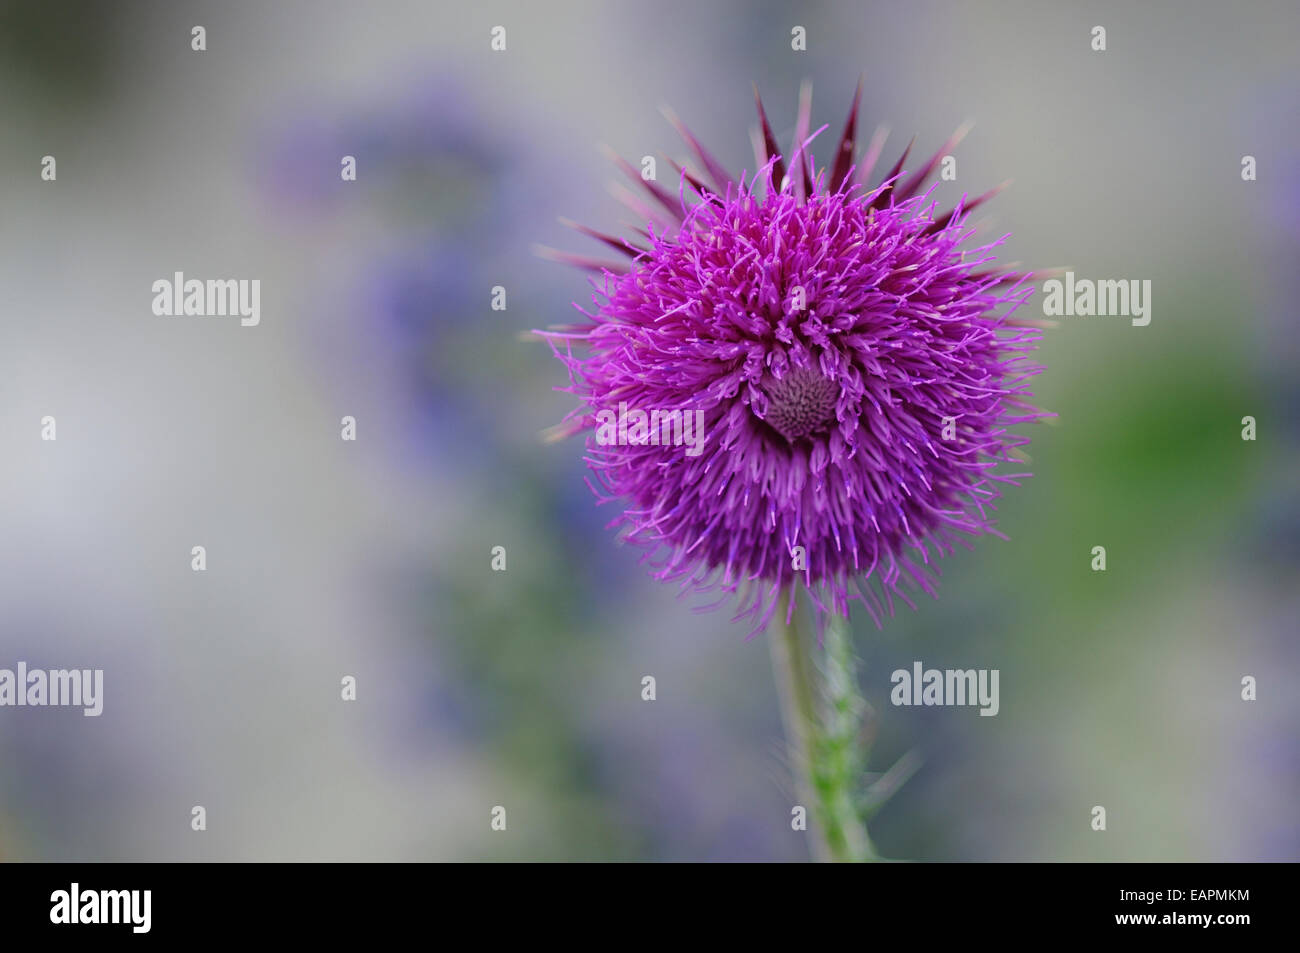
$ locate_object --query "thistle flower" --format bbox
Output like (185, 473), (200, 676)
(542, 85), (1046, 633)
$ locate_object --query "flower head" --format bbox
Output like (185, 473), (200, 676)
(541, 85), (1046, 633)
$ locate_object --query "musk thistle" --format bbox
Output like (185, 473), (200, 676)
(540, 84), (1046, 860)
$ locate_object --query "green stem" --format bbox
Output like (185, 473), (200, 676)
(769, 596), (878, 863)
(818, 611), (878, 862)
(768, 595), (829, 862)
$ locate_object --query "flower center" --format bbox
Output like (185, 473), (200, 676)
(761, 367), (840, 441)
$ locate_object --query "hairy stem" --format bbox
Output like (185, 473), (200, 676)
(769, 596), (878, 862)
(817, 611), (878, 861)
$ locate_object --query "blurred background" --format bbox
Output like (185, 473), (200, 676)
(0, 0), (1295, 861)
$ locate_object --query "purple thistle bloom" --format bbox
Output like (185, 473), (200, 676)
(542, 85), (1048, 633)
